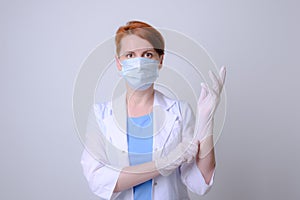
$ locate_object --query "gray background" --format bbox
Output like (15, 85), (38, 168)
(1, 0), (299, 199)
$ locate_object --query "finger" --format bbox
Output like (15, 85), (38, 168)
(199, 83), (208, 102)
(219, 66), (226, 85)
(208, 70), (222, 94)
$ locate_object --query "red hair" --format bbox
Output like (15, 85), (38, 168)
(115, 21), (165, 56)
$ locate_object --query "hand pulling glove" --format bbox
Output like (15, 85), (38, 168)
(155, 140), (199, 176)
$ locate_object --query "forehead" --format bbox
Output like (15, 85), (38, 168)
(119, 34), (153, 54)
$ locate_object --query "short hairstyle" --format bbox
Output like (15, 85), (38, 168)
(115, 21), (165, 56)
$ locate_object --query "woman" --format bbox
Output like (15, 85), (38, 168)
(81, 21), (226, 200)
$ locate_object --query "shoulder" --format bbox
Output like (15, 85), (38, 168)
(92, 101), (112, 120)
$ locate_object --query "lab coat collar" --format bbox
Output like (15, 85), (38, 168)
(111, 90), (177, 132)
(153, 90), (177, 110)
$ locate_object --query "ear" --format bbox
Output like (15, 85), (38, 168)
(115, 55), (122, 71)
(158, 54), (164, 70)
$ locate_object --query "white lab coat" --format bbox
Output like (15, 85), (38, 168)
(81, 90), (214, 200)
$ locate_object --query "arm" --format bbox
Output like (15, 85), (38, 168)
(194, 67), (226, 185)
(114, 161), (160, 192)
(114, 139), (198, 192)
(178, 66), (226, 194)
(81, 104), (122, 199)
(179, 101), (215, 195)
(196, 135), (216, 184)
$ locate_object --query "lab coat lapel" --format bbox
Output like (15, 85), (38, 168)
(153, 91), (178, 159)
(111, 92), (127, 148)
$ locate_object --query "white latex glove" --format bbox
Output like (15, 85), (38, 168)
(195, 66), (226, 141)
(155, 140), (199, 176)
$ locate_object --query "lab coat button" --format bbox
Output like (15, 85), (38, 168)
(154, 182), (157, 186)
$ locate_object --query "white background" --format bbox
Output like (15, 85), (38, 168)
(1, 0), (300, 199)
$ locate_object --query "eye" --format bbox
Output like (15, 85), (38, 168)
(144, 52), (153, 58)
(126, 53), (133, 59)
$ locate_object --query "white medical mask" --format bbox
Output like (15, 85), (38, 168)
(119, 57), (159, 90)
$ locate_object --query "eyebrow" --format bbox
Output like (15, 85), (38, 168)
(121, 48), (156, 56)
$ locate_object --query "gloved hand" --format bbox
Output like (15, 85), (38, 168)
(155, 140), (199, 176)
(195, 67), (226, 142)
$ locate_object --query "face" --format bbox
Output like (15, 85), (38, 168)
(116, 34), (163, 70)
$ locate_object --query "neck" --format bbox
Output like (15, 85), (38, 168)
(126, 85), (155, 117)
(126, 85), (155, 106)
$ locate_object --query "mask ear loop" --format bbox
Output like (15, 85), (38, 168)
(116, 55), (122, 65)
(116, 56), (124, 78)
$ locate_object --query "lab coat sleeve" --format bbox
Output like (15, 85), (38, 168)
(178, 101), (215, 195)
(180, 161), (215, 195)
(81, 150), (121, 199)
(80, 104), (121, 200)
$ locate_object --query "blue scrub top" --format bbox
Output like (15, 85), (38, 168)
(127, 112), (153, 200)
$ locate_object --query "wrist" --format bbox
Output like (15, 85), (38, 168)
(198, 135), (214, 159)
